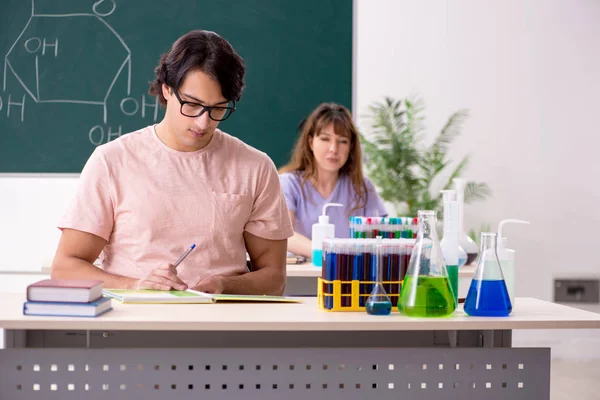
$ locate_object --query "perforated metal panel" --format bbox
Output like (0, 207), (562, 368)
(0, 347), (549, 400)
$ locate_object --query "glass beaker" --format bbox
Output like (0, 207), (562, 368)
(366, 237), (392, 315)
(464, 233), (512, 316)
(398, 210), (456, 317)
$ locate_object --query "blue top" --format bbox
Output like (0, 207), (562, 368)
(279, 172), (388, 238)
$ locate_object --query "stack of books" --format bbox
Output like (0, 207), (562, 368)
(23, 279), (113, 317)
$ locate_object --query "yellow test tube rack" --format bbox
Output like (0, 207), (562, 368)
(317, 277), (403, 312)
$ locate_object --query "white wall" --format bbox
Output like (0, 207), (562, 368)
(0, 175), (78, 272)
(356, 0), (600, 301)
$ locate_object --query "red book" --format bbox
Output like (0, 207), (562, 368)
(26, 279), (104, 303)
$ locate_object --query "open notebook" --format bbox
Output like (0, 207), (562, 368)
(103, 289), (300, 304)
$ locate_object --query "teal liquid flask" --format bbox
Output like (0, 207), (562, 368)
(366, 237), (392, 315)
(464, 232), (512, 317)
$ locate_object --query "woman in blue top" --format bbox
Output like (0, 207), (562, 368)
(279, 103), (387, 259)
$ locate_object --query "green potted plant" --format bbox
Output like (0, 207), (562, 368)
(360, 96), (491, 217)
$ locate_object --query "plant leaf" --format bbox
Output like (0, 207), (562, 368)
(464, 181), (493, 203)
(432, 110), (469, 155)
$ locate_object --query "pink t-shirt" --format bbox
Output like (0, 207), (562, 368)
(58, 125), (293, 286)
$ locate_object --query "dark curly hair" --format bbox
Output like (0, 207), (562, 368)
(149, 30), (245, 106)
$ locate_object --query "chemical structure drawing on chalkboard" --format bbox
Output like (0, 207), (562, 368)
(2, 0), (130, 124)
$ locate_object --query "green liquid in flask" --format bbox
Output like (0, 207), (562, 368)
(399, 276), (456, 317)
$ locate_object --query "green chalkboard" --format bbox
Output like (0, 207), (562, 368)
(0, 0), (352, 172)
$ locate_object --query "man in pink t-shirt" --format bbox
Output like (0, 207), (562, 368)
(52, 30), (293, 295)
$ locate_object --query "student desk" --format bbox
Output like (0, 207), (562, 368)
(1, 293), (599, 400)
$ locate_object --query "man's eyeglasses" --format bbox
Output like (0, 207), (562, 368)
(172, 88), (235, 121)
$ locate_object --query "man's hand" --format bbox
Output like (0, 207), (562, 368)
(135, 264), (188, 291)
(192, 276), (225, 294)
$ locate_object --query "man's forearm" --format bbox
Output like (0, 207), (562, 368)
(220, 267), (286, 296)
(51, 256), (138, 289)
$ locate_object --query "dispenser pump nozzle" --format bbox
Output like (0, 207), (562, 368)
(497, 219), (530, 249)
(319, 203), (343, 224)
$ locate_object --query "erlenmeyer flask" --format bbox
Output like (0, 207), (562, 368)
(366, 237), (392, 315)
(399, 211), (456, 317)
(464, 233), (512, 317)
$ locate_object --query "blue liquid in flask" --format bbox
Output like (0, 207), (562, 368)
(366, 299), (392, 315)
(464, 279), (512, 317)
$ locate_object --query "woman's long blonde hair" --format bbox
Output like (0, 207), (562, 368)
(279, 103), (367, 214)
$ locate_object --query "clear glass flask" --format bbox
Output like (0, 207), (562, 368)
(399, 210), (456, 317)
(464, 232), (512, 317)
(366, 237), (392, 315)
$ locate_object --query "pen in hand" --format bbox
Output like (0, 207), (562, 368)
(173, 244), (196, 268)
